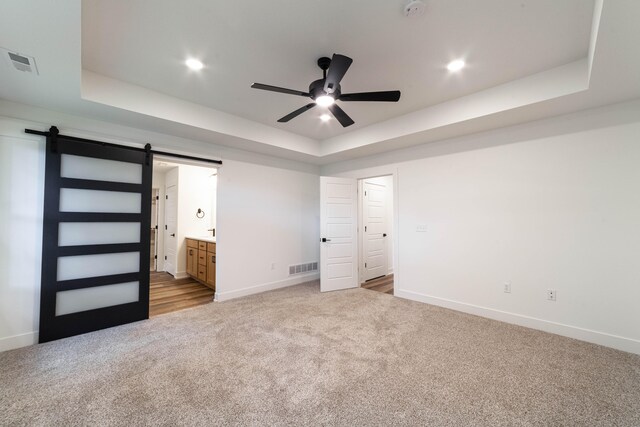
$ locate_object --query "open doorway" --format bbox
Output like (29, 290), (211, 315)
(150, 158), (218, 316)
(358, 175), (394, 295)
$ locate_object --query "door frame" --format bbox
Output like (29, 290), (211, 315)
(358, 175), (394, 284)
(151, 188), (159, 271)
(327, 169), (400, 291)
(151, 154), (220, 287)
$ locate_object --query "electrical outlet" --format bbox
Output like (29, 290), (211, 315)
(547, 289), (556, 301)
(503, 282), (511, 293)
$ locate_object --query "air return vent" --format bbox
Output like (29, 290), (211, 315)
(2, 48), (38, 74)
(288, 262), (318, 276)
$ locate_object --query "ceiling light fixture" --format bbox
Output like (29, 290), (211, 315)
(315, 95), (335, 107)
(447, 59), (465, 72)
(185, 58), (204, 71)
(320, 114), (331, 122)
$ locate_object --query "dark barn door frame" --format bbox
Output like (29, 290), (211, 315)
(28, 126), (222, 343)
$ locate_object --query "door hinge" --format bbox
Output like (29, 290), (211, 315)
(166, 195), (168, 200)
(155, 225), (158, 230)
(156, 195), (159, 200)
(154, 255), (157, 259)
(365, 225), (367, 232)
(164, 256), (167, 260)
(365, 262), (367, 268)
(364, 190), (367, 196)
(165, 225), (167, 230)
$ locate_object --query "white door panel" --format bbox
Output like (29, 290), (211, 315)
(320, 176), (357, 292)
(363, 180), (388, 281)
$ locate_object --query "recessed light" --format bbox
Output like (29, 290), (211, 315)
(315, 95), (335, 107)
(185, 58), (204, 71)
(447, 59), (465, 72)
(320, 114), (331, 122)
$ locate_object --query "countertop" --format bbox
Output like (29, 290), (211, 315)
(186, 235), (216, 243)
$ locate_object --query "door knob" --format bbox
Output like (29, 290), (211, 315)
(383, 233), (387, 237)
(321, 237), (332, 242)
(170, 233), (175, 237)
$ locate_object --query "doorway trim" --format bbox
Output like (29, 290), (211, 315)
(321, 167), (400, 293)
(358, 175), (394, 285)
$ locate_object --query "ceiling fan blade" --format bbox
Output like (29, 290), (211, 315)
(251, 83), (310, 97)
(340, 90), (401, 102)
(328, 103), (355, 127)
(324, 54), (353, 94)
(277, 103), (317, 122)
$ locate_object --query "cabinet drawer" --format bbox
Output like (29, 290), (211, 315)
(207, 242), (216, 253)
(186, 239), (198, 249)
(198, 241), (207, 251)
(198, 269), (206, 281)
(198, 249), (206, 265)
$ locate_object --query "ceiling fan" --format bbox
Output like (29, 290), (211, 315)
(251, 54), (401, 128)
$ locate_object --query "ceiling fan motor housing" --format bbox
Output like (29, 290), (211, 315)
(309, 79), (340, 100)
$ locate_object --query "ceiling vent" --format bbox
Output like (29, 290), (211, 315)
(2, 48), (39, 75)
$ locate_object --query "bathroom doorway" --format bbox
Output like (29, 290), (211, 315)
(149, 158), (218, 316)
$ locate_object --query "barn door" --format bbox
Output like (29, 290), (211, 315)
(39, 132), (152, 343)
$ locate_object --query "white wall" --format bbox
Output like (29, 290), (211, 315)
(0, 104), (320, 352)
(0, 123), (44, 351)
(175, 164), (216, 277)
(216, 159), (319, 301)
(325, 99), (640, 355)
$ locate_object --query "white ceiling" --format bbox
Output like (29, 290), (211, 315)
(1, 0), (640, 165)
(81, 0), (594, 140)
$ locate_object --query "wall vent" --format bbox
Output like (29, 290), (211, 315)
(2, 48), (39, 75)
(288, 262), (318, 276)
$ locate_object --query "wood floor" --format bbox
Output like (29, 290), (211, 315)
(361, 274), (394, 295)
(149, 272), (214, 317)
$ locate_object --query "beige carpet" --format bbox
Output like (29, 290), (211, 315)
(1, 281), (639, 426)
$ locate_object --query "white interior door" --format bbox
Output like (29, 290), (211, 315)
(320, 176), (358, 292)
(362, 180), (388, 281)
(164, 184), (177, 275)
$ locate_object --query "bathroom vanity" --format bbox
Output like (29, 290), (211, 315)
(185, 237), (216, 290)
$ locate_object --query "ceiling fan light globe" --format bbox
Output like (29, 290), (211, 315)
(315, 95), (335, 107)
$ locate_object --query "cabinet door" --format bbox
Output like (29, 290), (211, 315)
(186, 247), (197, 276)
(206, 251), (216, 288)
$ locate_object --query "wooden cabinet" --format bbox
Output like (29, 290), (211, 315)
(185, 238), (216, 291)
(206, 246), (216, 287)
(186, 239), (198, 277)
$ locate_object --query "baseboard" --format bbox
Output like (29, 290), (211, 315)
(215, 273), (319, 302)
(173, 271), (188, 279)
(395, 289), (640, 355)
(0, 331), (38, 353)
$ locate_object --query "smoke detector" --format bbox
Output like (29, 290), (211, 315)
(2, 48), (39, 75)
(404, 0), (426, 17)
